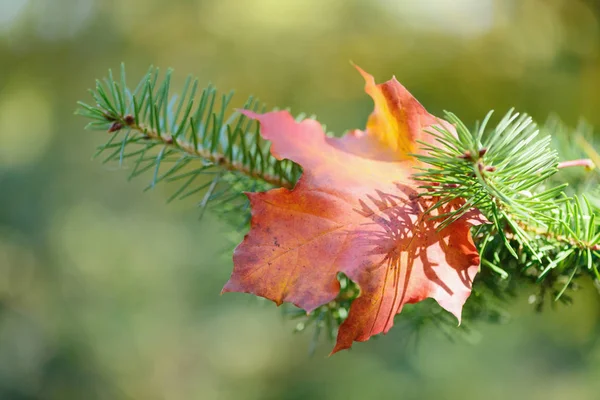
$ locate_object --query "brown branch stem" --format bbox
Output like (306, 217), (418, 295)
(113, 118), (295, 190)
(516, 221), (600, 251)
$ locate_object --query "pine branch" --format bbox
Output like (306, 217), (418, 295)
(76, 65), (302, 225)
(414, 110), (600, 300)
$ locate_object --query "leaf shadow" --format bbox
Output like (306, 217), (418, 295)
(345, 183), (476, 330)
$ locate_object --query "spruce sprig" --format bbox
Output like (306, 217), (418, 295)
(414, 110), (563, 231)
(76, 65), (302, 225)
(413, 110), (599, 301)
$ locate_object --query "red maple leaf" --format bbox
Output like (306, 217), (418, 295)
(222, 66), (486, 354)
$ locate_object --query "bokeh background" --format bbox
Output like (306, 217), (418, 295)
(1, 0), (600, 399)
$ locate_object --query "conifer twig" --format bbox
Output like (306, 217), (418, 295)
(76, 65), (302, 226)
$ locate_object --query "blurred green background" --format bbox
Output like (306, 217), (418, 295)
(1, 0), (600, 399)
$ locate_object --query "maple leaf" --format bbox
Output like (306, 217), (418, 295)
(222, 66), (486, 354)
